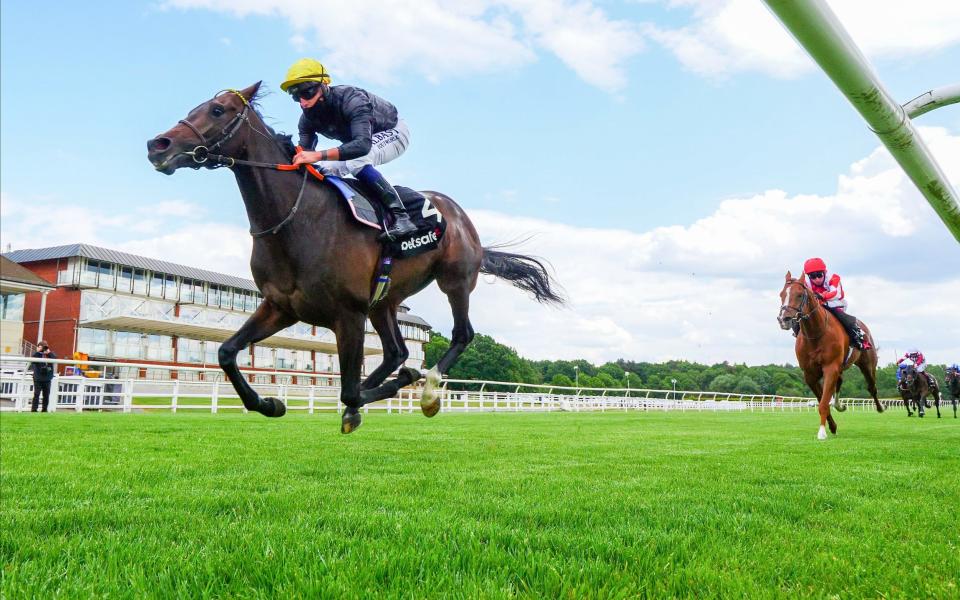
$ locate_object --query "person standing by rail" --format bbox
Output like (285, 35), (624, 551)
(29, 340), (57, 412)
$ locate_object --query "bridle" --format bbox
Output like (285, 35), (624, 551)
(777, 280), (823, 340)
(172, 89), (324, 238)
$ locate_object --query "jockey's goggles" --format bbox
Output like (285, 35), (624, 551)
(289, 83), (321, 102)
(808, 271), (825, 279)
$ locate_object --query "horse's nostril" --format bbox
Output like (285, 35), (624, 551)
(148, 137), (171, 153)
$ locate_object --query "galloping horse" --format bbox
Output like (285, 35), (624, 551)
(945, 366), (960, 418)
(901, 365), (942, 418)
(147, 83), (563, 433)
(777, 272), (884, 439)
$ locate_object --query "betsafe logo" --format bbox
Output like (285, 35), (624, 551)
(400, 228), (440, 251)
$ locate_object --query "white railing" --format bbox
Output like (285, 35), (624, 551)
(0, 355), (900, 415)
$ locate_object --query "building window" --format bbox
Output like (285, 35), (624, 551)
(254, 345), (274, 369)
(113, 331), (142, 359)
(0, 293), (25, 321)
(132, 269), (147, 295)
(180, 279), (195, 303)
(208, 285), (221, 308)
(177, 338), (204, 364)
(244, 292), (257, 312)
(163, 275), (178, 300)
(117, 267), (133, 293)
(149, 272), (165, 298)
(76, 327), (109, 357)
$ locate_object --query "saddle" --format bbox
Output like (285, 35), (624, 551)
(324, 176), (447, 305)
(325, 176), (446, 258)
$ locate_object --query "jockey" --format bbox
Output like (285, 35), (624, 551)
(802, 258), (871, 350)
(897, 347), (937, 388)
(282, 58), (416, 241)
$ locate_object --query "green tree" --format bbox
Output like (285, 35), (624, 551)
(709, 374), (739, 393)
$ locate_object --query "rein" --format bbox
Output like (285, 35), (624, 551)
(176, 89), (325, 237)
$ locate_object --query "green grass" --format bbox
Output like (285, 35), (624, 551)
(1, 411), (958, 599)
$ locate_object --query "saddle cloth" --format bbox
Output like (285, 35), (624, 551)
(325, 176), (446, 259)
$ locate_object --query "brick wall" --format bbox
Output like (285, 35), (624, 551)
(20, 258), (80, 356)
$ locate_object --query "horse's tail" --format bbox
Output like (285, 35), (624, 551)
(481, 247), (564, 305)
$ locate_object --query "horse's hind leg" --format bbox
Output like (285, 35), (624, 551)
(357, 305), (424, 406)
(857, 356), (884, 413)
(421, 282), (476, 418)
(361, 304), (413, 391)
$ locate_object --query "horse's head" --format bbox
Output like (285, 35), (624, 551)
(946, 367), (959, 383)
(902, 364), (918, 388)
(147, 82), (261, 174)
(777, 271), (812, 331)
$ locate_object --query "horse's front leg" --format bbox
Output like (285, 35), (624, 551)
(218, 300), (297, 417)
(817, 369), (840, 440)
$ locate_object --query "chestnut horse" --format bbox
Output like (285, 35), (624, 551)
(777, 272), (884, 439)
(146, 83), (562, 433)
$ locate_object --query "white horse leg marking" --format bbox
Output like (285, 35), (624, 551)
(817, 425), (827, 441)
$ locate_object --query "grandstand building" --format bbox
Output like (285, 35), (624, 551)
(1, 244), (431, 382)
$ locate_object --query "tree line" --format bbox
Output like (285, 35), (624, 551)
(424, 331), (949, 399)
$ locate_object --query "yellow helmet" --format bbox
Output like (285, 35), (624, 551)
(280, 58), (332, 91)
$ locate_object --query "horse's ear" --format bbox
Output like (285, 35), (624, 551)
(238, 81), (262, 103)
(785, 271), (792, 282)
(799, 272), (806, 284)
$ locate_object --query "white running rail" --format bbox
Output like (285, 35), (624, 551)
(1, 355), (900, 415)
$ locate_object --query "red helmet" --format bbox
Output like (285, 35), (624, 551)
(803, 257), (827, 274)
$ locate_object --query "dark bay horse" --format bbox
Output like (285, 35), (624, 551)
(147, 83), (563, 433)
(901, 365), (942, 418)
(777, 272), (884, 439)
(945, 366), (959, 418)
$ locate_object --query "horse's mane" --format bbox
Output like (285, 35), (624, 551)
(245, 87), (296, 160)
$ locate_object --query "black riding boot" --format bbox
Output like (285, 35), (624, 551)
(828, 307), (868, 350)
(357, 165), (417, 241)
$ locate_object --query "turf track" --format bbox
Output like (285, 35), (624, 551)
(2, 411), (958, 598)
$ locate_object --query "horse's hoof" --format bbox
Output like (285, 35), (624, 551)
(817, 426), (827, 441)
(420, 367), (442, 418)
(828, 422), (838, 435)
(341, 409), (362, 434)
(400, 366), (422, 383)
(260, 397), (286, 418)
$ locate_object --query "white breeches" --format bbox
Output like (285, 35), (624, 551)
(315, 119), (410, 177)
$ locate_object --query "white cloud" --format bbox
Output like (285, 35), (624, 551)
(162, 0), (642, 92)
(646, 0), (960, 79)
(409, 126), (960, 365)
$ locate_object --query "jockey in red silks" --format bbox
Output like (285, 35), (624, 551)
(801, 257), (871, 350)
(897, 347), (937, 388)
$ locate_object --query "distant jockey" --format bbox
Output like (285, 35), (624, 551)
(282, 58), (416, 241)
(800, 257), (871, 350)
(897, 347), (937, 388)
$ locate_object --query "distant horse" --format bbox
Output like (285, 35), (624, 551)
(147, 83), (563, 433)
(901, 365), (942, 418)
(945, 366), (959, 418)
(777, 272), (884, 440)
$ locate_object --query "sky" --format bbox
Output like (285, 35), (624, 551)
(2, 0), (959, 366)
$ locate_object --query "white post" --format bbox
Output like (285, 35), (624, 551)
(309, 387), (315, 414)
(123, 379), (133, 413)
(211, 381), (219, 414)
(35, 291), (50, 344)
(49, 377), (59, 413)
(171, 380), (179, 414)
